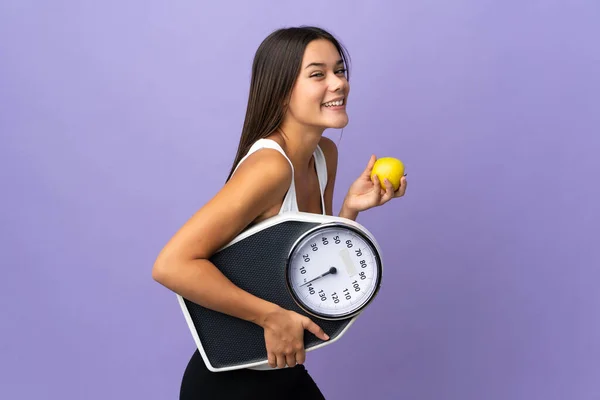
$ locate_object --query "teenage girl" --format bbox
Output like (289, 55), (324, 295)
(152, 25), (408, 400)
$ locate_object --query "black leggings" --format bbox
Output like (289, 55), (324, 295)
(180, 349), (326, 400)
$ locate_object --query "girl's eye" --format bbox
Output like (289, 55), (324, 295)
(310, 68), (347, 78)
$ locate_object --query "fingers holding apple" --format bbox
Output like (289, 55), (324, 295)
(395, 175), (407, 198)
(361, 155), (377, 179)
(370, 156), (407, 196)
(343, 155), (407, 214)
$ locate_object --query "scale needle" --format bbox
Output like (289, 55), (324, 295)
(301, 267), (337, 286)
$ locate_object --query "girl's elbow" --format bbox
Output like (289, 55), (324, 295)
(152, 260), (167, 284)
(152, 253), (174, 285)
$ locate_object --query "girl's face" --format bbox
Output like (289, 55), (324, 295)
(284, 39), (350, 131)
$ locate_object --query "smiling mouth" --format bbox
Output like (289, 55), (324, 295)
(322, 98), (345, 107)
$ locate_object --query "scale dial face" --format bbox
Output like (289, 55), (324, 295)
(286, 223), (382, 320)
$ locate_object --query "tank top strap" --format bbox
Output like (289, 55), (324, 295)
(313, 144), (328, 215)
(230, 138), (298, 214)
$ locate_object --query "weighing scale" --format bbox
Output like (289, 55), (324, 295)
(176, 212), (384, 372)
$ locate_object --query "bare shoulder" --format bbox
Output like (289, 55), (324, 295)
(230, 147), (292, 189)
(318, 135), (338, 155)
(155, 148), (292, 262)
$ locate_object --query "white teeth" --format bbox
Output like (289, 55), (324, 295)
(323, 99), (344, 107)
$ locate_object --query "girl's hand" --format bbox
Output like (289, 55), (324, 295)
(343, 155), (407, 214)
(260, 306), (329, 368)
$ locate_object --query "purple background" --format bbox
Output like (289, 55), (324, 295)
(1, 1), (599, 399)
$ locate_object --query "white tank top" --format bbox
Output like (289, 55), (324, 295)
(231, 138), (328, 216)
(230, 137), (329, 370)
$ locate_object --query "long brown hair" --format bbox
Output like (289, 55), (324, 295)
(225, 26), (351, 182)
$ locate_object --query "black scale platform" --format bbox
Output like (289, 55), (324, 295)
(181, 220), (355, 370)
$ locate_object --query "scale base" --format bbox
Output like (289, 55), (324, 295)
(178, 214), (373, 372)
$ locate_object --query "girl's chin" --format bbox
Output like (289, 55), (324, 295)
(322, 116), (349, 129)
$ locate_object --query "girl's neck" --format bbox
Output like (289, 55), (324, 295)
(269, 121), (324, 174)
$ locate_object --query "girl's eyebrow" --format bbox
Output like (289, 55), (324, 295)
(304, 59), (344, 69)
